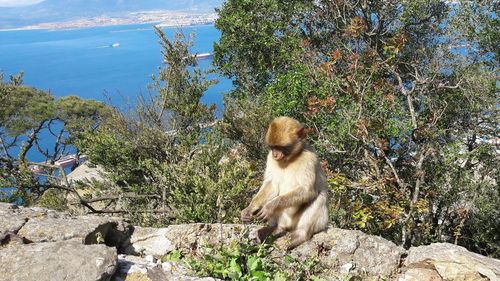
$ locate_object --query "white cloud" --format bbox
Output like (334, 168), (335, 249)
(0, 0), (45, 7)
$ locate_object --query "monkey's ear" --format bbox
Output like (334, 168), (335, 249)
(296, 127), (308, 139)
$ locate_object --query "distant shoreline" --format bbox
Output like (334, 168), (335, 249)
(0, 10), (217, 32)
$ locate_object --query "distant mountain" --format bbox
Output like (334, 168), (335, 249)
(0, 0), (223, 28)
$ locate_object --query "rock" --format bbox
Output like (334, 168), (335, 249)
(113, 254), (219, 281)
(16, 211), (132, 250)
(398, 262), (443, 281)
(66, 162), (106, 183)
(0, 203), (26, 242)
(290, 228), (405, 279)
(0, 203), (59, 243)
(0, 239), (117, 281)
(162, 223), (255, 252)
(122, 227), (175, 257)
(123, 224), (403, 279)
(3, 205), (500, 281)
(401, 243), (500, 281)
(123, 224), (254, 257)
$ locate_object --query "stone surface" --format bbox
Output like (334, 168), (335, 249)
(66, 162), (106, 183)
(122, 227), (175, 257)
(291, 227), (405, 278)
(162, 223), (253, 252)
(17, 211), (132, 249)
(123, 224), (403, 279)
(0, 202), (55, 242)
(3, 204), (500, 281)
(0, 239), (117, 281)
(112, 254), (219, 281)
(402, 243), (500, 281)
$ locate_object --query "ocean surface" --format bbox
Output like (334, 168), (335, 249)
(0, 23), (228, 108)
(0, 23), (230, 163)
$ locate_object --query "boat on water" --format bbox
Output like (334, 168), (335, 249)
(194, 52), (212, 59)
(110, 43), (120, 48)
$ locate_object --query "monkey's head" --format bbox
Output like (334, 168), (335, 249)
(265, 116), (307, 162)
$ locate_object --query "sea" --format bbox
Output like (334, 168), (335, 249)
(0, 23), (228, 108)
(0, 23), (230, 163)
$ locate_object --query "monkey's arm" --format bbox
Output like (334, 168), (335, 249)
(241, 180), (277, 222)
(256, 187), (316, 221)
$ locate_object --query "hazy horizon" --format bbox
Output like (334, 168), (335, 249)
(0, 0), (223, 29)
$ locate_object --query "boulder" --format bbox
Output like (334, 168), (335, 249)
(400, 243), (500, 281)
(17, 212), (132, 250)
(122, 223), (403, 279)
(122, 227), (175, 257)
(0, 239), (117, 281)
(3, 204), (500, 281)
(0, 203), (58, 243)
(112, 254), (220, 281)
(292, 227), (405, 278)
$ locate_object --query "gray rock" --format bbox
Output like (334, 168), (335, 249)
(291, 228), (405, 278)
(162, 223), (255, 252)
(113, 254), (219, 281)
(401, 243), (500, 281)
(4, 205), (500, 281)
(0, 239), (117, 281)
(0, 203), (58, 243)
(124, 224), (403, 279)
(122, 227), (175, 257)
(16, 211), (132, 250)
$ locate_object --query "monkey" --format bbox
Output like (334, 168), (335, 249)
(240, 116), (329, 250)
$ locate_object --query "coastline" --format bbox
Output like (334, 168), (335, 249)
(0, 10), (218, 32)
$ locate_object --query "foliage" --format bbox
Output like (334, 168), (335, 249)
(77, 28), (257, 225)
(163, 237), (324, 280)
(38, 188), (68, 211)
(214, 0), (499, 257)
(0, 73), (112, 205)
(214, 0), (311, 94)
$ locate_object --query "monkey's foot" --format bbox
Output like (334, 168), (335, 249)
(286, 231), (311, 250)
(274, 236), (290, 251)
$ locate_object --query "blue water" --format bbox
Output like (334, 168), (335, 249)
(0, 23), (228, 109)
(0, 23), (230, 164)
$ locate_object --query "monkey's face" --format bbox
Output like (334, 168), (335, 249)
(265, 117), (307, 162)
(269, 145), (291, 161)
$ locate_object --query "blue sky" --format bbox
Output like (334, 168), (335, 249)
(0, 0), (44, 7)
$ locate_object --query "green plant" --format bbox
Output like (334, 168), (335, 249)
(177, 238), (323, 280)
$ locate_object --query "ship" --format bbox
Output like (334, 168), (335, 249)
(194, 52), (212, 59)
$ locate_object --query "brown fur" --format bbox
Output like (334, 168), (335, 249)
(241, 116), (329, 250)
(265, 117), (303, 147)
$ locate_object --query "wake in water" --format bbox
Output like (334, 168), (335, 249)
(96, 43), (120, 48)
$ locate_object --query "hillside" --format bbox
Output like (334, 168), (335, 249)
(0, 0), (223, 28)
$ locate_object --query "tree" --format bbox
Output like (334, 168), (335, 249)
(77, 28), (255, 225)
(215, 0), (499, 256)
(0, 73), (112, 204)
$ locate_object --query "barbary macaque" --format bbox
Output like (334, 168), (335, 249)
(241, 116), (329, 250)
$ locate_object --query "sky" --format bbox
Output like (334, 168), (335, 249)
(0, 0), (44, 7)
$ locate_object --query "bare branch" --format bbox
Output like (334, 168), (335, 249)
(81, 193), (161, 203)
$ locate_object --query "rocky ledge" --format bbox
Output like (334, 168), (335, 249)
(1, 202), (499, 281)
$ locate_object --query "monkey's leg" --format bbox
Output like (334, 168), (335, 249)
(256, 225), (275, 243)
(257, 225), (277, 243)
(257, 221), (286, 243)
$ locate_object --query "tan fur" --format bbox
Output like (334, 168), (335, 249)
(265, 116), (303, 146)
(241, 117), (329, 250)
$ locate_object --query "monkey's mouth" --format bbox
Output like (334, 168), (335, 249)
(272, 149), (285, 161)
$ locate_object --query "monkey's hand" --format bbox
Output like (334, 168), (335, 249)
(240, 207), (254, 223)
(256, 200), (277, 221)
